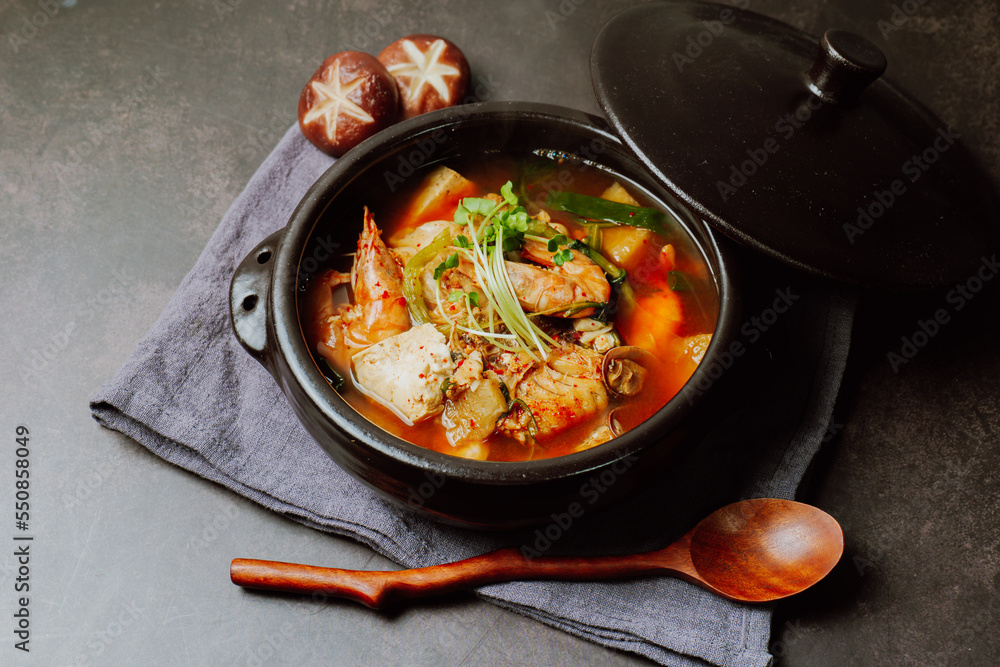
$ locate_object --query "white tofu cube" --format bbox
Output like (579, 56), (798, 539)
(352, 323), (455, 424)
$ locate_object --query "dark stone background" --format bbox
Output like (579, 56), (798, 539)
(1, 0), (997, 664)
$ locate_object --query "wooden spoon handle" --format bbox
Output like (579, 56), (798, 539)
(231, 548), (671, 609)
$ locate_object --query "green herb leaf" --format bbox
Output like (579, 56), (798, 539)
(553, 248), (574, 266)
(500, 181), (518, 206)
(445, 252), (459, 269)
(448, 290), (480, 308)
(454, 235), (471, 249)
(501, 208), (530, 233)
(547, 234), (568, 252)
(432, 261), (447, 281)
(455, 197), (496, 226)
(502, 235), (522, 252)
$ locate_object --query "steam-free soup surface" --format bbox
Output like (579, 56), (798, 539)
(302, 154), (717, 461)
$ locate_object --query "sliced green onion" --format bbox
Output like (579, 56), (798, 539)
(545, 191), (677, 238)
(403, 229), (453, 324)
(526, 301), (603, 317)
(316, 356), (345, 391)
(567, 240), (626, 285)
(668, 270), (696, 292)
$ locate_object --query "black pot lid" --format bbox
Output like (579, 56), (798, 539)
(592, 1), (1000, 289)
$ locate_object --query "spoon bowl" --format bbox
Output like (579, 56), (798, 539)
(231, 498), (843, 608)
(688, 498), (844, 602)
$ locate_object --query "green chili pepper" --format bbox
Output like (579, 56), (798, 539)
(568, 240), (627, 285)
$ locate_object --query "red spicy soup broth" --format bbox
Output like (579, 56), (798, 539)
(300, 153), (719, 461)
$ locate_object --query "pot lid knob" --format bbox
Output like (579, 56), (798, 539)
(807, 30), (887, 104)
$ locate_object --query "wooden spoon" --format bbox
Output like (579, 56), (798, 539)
(230, 498), (842, 608)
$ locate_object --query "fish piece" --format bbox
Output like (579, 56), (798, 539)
(352, 323), (455, 423)
(574, 422), (615, 453)
(505, 239), (610, 318)
(441, 375), (508, 447)
(498, 344), (608, 444)
(446, 349), (485, 400)
(420, 252), (486, 323)
(488, 350), (537, 397)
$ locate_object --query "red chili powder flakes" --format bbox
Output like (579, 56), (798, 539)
(381, 290), (390, 298)
(419, 373), (425, 379)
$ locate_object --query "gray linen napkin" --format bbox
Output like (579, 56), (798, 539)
(91, 124), (855, 667)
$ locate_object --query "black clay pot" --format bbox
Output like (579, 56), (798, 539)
(230, 102), (740, 528)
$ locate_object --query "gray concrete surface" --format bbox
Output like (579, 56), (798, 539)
(1, 0), (998, 665)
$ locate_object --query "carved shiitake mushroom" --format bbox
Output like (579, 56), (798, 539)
(298, 51), (399, 157)
(602, 346), (656, 398)
(377, 35), (470, 119)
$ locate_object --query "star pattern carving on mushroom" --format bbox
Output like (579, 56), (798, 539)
(303, 61), (375, 142)
(386, 39), (460, 102)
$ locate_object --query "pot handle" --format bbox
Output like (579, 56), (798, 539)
(229, 229), (285, 363)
